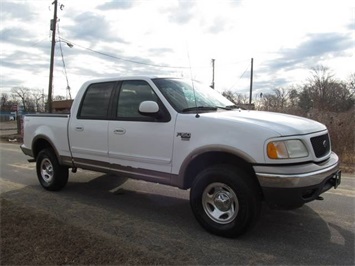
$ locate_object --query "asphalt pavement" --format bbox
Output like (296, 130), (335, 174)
(1, 142), (354, 265)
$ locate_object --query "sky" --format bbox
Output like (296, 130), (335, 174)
(0, 0), (354, 99)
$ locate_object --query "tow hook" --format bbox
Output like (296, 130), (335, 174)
(331, 170), (342, 189)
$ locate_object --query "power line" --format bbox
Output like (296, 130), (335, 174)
(227, 64), (250, 90)
(58, 37), (195, 69)
(56, 37), (257, 74)
(29, 37), (48, 47)
(57, 24), (71, 99)
(58, 37), (249, 70)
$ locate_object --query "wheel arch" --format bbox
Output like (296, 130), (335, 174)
(179, 147), (261, 193)
(32, 135), (62, 164)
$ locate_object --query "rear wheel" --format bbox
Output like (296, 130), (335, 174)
(190, 165), (261, 237)
(36, 149), (68, 191)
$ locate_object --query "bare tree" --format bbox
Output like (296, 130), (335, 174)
(235, 93), (249, 104)
(11, 87), (30, 112)
(258, 88), (288, 112)
(32, 90), (45, 112)
(347, 73), (355, 92)
(1, 93), (9, 109)
(299, 66), (354, 112)
(222, 90), (237, 104)
(288, 87), (299, 108)
(11, 87), (48, 113)
(273, 88), (289, 110)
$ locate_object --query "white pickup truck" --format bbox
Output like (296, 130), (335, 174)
(21, 76), (341, 237)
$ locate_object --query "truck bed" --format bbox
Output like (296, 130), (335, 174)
(22, 113), (72, 160)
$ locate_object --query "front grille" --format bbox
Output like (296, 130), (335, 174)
(311, 133), (331, 158)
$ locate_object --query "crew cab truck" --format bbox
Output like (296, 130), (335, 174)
(21, 76), (341, 237)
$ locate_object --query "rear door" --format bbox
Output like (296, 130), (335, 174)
(68, 82), (115, 168)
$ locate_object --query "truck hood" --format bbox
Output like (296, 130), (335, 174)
(206, 110), (326, 136)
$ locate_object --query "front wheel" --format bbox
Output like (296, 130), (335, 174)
(190, 165), (261, 238)
(36, 148), (69, 191)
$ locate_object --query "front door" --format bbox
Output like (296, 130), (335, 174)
(108, 80), (175, 183)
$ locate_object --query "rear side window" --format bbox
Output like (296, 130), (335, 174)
(78, 82), (115, 119)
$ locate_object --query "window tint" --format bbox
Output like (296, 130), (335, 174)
(79, 82), (115, 119)
(117, 80), (158, 118)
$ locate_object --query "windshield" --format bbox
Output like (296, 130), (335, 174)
(152, 78), (234, 113)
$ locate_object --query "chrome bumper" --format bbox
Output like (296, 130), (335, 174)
(254, 152), (339, 188)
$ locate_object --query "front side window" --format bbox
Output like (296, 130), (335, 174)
(78, 82), (115, 119)
(117, 80), (158, 119)
(152, 78), (233, 113)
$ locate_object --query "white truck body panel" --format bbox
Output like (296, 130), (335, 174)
(23, 115), (71, 159)
(108, 119), (175, 173)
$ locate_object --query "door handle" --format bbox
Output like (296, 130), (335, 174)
(75, 126), (84, 132)
(113, 128), (126, 135)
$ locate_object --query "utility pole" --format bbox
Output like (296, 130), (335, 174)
(211, 59), (215, 89)
(47, 0), (58, 113)
(249, 58), (254, 105)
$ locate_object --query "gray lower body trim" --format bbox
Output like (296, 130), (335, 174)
(254, 152), (339, 188)
(20, 144), (33, 157)
(61, 156), (179, 187)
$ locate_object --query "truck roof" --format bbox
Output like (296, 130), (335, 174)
(84, 76), (174, 84)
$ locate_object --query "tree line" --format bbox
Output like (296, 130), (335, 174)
(223, 66), (354, 115)
(1, 88), (66, 113)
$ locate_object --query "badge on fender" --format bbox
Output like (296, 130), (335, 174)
(177, 132), (191, 141)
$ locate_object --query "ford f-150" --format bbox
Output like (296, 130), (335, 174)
(21, 76), (341, 237)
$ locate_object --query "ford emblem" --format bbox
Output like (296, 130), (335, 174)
(323, 140), (328, 148)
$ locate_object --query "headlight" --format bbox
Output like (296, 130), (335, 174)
(267, 140), (308, 159)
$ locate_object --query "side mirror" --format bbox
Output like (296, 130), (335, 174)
(139, 101), (159, 114)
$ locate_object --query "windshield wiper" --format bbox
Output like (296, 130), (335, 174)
(215, 106), (233, 110)
(226, 105), (246, 110)
(182, 105), (239, 113)
(182, 106), (218, 113)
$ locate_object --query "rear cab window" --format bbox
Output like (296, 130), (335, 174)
(77, 82), (115, 119)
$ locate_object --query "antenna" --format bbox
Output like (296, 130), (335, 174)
(249, 57), (254, 105)
(211, 58), (215, 89)
(186, 47), (200, 118)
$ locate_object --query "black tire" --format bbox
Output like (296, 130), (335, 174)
(36, 148), (69, 191)
(190, 165), (261, 238)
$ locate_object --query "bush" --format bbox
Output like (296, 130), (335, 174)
(306, 108), (354, 172)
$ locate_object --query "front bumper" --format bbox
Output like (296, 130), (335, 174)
(254, 152), (341, 209)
